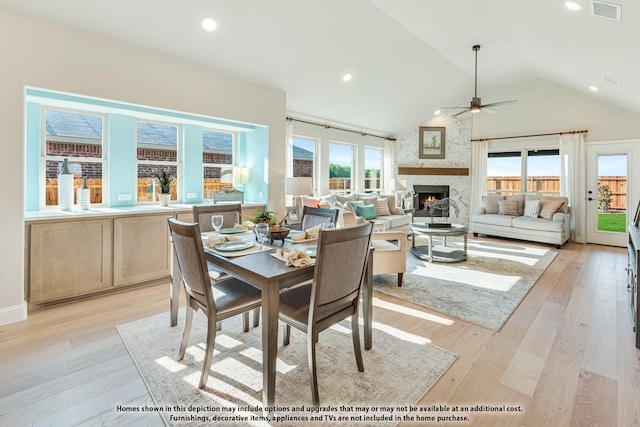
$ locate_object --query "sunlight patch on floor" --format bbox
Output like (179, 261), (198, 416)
(373, 297), (454, 326)
(411, 265), (520, 292)
(155, 355), (188, 373)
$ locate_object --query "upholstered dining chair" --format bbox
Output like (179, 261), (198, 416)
(300, 206), (339, 230)
(371, 231), (407, 287)
(278, 221), (374, 405)
(191, 204), (260, 328)
(168, 217), (262, 389)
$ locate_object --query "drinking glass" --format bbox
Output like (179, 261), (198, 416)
(255, 223), (269, 250)
(211, 215), (224, 235)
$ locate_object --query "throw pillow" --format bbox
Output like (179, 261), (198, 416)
(358, 196), (377, 206)
(539, 199), (565, 220)
(507, 195), (525, 216)
(301, 196), (321, 208)
(355, 204), (377, 220)
(482, 195), (504, 214)
(524, 199), (541, 218)
(374, 198), (391, 216)
(318, 200), (332, 209)
(346, 200), (365, 213)
(498, 199), (519, 216)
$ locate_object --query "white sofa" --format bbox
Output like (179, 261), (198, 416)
(471, 194), (570, 248)
(300, 193), (411, 231)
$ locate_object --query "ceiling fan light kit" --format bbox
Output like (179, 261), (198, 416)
(441, 44), (518, 117)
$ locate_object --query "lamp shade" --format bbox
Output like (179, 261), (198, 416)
(286, 177), (312, 195)
(234, 167), (249, 184)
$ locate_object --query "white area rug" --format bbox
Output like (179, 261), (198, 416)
(374, 238), (557, 331)
(117, 311), (456, 426)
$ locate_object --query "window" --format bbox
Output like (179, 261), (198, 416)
(364, 147), (383, 193)
(487, 149), (560, 196)
(43, 109), (104, 207)
(329, 142), (355, 195)
(136, 121), (179, 202)
(202, 129), (234, 201)
(291, 135), (316, 184)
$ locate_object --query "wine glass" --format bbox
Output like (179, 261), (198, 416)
(321, 221), (334, 230)
(211, 215), (223, 235)
(255, 223), (269, 250)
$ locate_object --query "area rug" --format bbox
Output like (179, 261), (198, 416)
(374, 238), (557, 331)
(117, 311), (456, 426)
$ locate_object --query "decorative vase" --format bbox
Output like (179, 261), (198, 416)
(58, 159), (74, 211)
(77, 177), (90, 210)
(158, 193), (171, 207)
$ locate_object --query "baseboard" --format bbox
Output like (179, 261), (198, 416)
(0, 302), (28, 326)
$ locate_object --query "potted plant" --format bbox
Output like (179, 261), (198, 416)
(151, 167), (174, 206)
(246, 207), (278, 226)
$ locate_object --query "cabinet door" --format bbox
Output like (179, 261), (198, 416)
(113, 215), (170, 287)
(28, 219), (113, 303)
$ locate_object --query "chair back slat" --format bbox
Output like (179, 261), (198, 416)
(311, 222), (373, 314)
(193, 204), (242, 232)
(168, 218), (215, 313)
(301, 207), (339, 230)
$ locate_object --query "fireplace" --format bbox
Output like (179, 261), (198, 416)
(413, 185), (450, 217)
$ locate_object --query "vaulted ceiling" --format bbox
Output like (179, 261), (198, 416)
(0, 0), (637, 136)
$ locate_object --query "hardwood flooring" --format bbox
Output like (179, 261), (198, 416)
(0, 239), (638, 426)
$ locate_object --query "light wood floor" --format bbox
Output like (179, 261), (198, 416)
(0, 239), (638, 426)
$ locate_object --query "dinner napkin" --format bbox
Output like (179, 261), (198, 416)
(206, 235), (242, 248)
(272, 247), (313, 267)
(291, 225), (321, 242)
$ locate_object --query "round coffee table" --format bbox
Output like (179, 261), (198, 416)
(410, 223), (468, 263)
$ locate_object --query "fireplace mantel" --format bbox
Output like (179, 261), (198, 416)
(398, 167), (469, 176)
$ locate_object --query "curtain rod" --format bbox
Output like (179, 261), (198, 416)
(286, 116), (396, 141)
(471, 129), (588, 142)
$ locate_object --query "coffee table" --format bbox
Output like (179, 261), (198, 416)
(410, 223), (468, 263)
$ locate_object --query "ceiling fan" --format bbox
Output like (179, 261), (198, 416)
(441, 45), (517, 117)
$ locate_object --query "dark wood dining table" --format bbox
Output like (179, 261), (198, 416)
(169, 233), (373, 407)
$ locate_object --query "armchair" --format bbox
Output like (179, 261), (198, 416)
(371, 231), (407, 287)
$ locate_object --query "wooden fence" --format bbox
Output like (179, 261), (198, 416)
(487, 175), (627, 211)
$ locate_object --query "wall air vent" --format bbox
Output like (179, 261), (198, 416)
(591, 1), (621, 21)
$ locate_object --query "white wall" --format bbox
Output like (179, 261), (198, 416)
(0, 10), (286, 325)
(473, 79), (640, 142)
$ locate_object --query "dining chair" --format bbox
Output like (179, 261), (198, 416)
(192, 204), (260, 327)
(168, 217), (262, 389)
(278, 221), (374, 405)
(193, 203), (242, 232)
(300, 206), (339, 230)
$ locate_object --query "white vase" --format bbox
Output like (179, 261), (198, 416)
(58, 159), (74, 211)
(158, 193), (171, 207)
(77, 177), (90, 210)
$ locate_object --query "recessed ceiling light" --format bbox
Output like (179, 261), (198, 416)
(342, 73), (352, 82)
(589, 85), (599, 91)
(201, 18), (217, 32)
(565, 1), (582, 11)
(434, 110), (441, 116)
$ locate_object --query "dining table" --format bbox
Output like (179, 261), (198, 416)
(169, 228), (374, 408)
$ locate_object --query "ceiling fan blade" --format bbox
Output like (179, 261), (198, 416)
(440, 106), (467, 109)
(480, 107), (499, 114)
(481, 99), (518, 108)
(452, 109), (470, 117)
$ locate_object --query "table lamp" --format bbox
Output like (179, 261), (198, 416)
(286, 177), (312, 219)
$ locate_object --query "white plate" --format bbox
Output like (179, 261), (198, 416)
(306, 246), (317, 258)
(214, 241), (254, 252)
(218, 228), (247, 235)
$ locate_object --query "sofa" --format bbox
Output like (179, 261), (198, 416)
(471, 194), (571, 248)
(299, 192), (411, 231)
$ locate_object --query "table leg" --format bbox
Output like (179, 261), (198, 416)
(428, 236), (433, 262)
(463, 232), (468, 260)
(363, 249), (373, 350)
(170, 245), (180, 327)
(262, 283), (280, 409)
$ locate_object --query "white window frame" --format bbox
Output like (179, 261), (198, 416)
(40, 106), (107, 209)
(287, 134), (319, 200)
(364, 146), (384, 193)
(487, 147), (560, 196)
(202, 128), (236, 202)
(328, 141), (356, 195)
(135, 119), (181, 204)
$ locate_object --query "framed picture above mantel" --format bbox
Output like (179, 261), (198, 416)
(418, 126), (445, 159)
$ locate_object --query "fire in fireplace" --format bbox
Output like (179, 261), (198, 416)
(413, 185), (450, 217)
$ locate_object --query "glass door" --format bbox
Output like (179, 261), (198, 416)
(586, 146), (628, 247)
